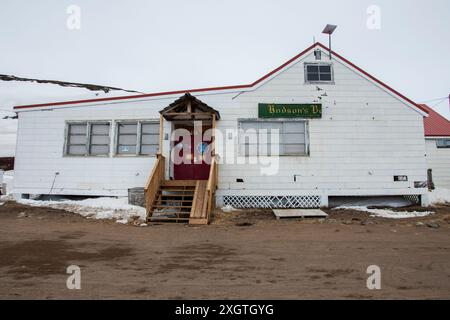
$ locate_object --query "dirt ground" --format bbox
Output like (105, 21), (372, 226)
(0, 201), (449, 299)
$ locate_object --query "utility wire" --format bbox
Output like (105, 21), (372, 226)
(429, 97), (449, 109)
(419, 96), (448, 104)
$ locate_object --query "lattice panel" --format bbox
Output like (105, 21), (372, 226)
(223, 195), (321, 209)
(403, 195), (421, 205)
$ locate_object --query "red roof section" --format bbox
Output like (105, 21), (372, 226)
(13, 42), (427, 114)
(420, 104), (450, 137)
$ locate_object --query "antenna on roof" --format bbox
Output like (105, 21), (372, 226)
(322, 24), (337, 60)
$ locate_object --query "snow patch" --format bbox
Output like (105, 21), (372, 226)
(16, 197), (146, 224)
(329, 196), (414, 208)
(429, 188), (450, 205)
(335, 206), (433, 219)
(0, 170), (14, 195)
(221, 205), (237, 213)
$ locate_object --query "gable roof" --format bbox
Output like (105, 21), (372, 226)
(420, 104), (450, 137)
(160, 93), (220, 121)
(13, 42), (428, 115)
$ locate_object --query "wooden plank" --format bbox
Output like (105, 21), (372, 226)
(189, 180), (207, 220)
(162, 180), (197, 187)
(188, 218), (209, 225)
(153, 205), (192, 209)
(144, 154), (165, 219)
(212, 113), (216, 156)
(160, 187), (196, 191)
(156, 194), (194, 198)
(273, 209), (328, 219)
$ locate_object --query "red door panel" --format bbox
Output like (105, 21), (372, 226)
(173, 125), (211, 180)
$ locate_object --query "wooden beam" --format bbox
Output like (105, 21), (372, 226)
(187, 100), (192, 114)
(163, 112), (214, 117)
(212, 113), (216, 156)
(159, 114), (164, 154)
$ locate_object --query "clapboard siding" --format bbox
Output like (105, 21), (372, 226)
(217, 51), (427, 196)
(13, 49), (428, 198)
(426, 139), (450, 189)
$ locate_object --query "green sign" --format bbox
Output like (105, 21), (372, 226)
(258, 103), (322, 119)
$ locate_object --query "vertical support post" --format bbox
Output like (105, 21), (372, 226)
(328, 34), (332, 60)
(212, 113), (216, 157)
(159, 114), (164, 154)
(187, 100), (192, 114)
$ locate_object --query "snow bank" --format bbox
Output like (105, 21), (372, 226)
(221, 205), (237, 213)
(0, 170), (14, 196)
(16, 197), (146, 224)
(3, 171), (14, 194)
(329, 196), (414, 208)
(335, 206), (433, 219)
(429, 188), (450, 205)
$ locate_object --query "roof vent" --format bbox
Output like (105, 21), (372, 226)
(314, 49), (322, 60)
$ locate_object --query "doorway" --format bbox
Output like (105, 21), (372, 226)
(172, 122), (212, 180)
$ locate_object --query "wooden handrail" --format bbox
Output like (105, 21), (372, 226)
(205, 154), (218, 222)
(144, 153), (165, 218)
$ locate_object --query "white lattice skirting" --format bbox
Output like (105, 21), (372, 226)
(402, 194), (421, 205)
(223, 195), (321, 209)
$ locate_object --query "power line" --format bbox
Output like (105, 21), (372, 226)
(419, 96), (448, 104)
(430, 97), (449, 109)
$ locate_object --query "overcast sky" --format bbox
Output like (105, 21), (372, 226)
(1, 0), (449, 113)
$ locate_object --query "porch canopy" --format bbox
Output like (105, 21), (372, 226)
(159, 93), (221, 121)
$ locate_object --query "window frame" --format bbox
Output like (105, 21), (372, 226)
(114, 119), (160, 157)
(436, 139), (450, 149)
(304, 62), (334, 84)
(64, 121), (112, 157)
(237, 118), (310, 157)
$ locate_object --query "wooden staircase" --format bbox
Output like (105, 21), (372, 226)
(144, 153), (218, 225)
(148, 180), (196, 223)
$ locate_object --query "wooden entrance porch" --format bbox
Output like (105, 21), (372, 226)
(144, 93), (219, 225)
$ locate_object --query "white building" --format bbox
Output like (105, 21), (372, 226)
(421, 104), (450, 189)
(12, 43), (431, 223)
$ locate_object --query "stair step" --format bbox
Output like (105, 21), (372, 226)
(159, 191), (195, 195)
(148, 217), (190, 223)
(162, 180), (197, 187)
(153, 205), (192, 209)
(157, 194), (194, 198)
(149, 211), (190, 216)
(154, 202), (193, 206)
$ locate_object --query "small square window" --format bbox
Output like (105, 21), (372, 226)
(305, 63), (333, 83)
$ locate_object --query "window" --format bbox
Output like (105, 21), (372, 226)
(238, 120), (308, 156)
(305, 63), (333, 83)
(66, 122), (111, 156)
(436, 139), (450, 148)
(116, 121), (159, 156)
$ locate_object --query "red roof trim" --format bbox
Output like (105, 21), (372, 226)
(420, 104), (450, 137)
(313, 43), (428, 114)
(13, 84), (253, 110)
(13, 42), (427, 114)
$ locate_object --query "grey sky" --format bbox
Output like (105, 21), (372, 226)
(1, 0), (449, 116)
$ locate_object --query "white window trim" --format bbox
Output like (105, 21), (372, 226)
(114, 119), (160, 157)
(436, 138), (450, 149)
(237, 118), (310, 157)
(304, 62), (334, 84)
(64, 121), (112, 157)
